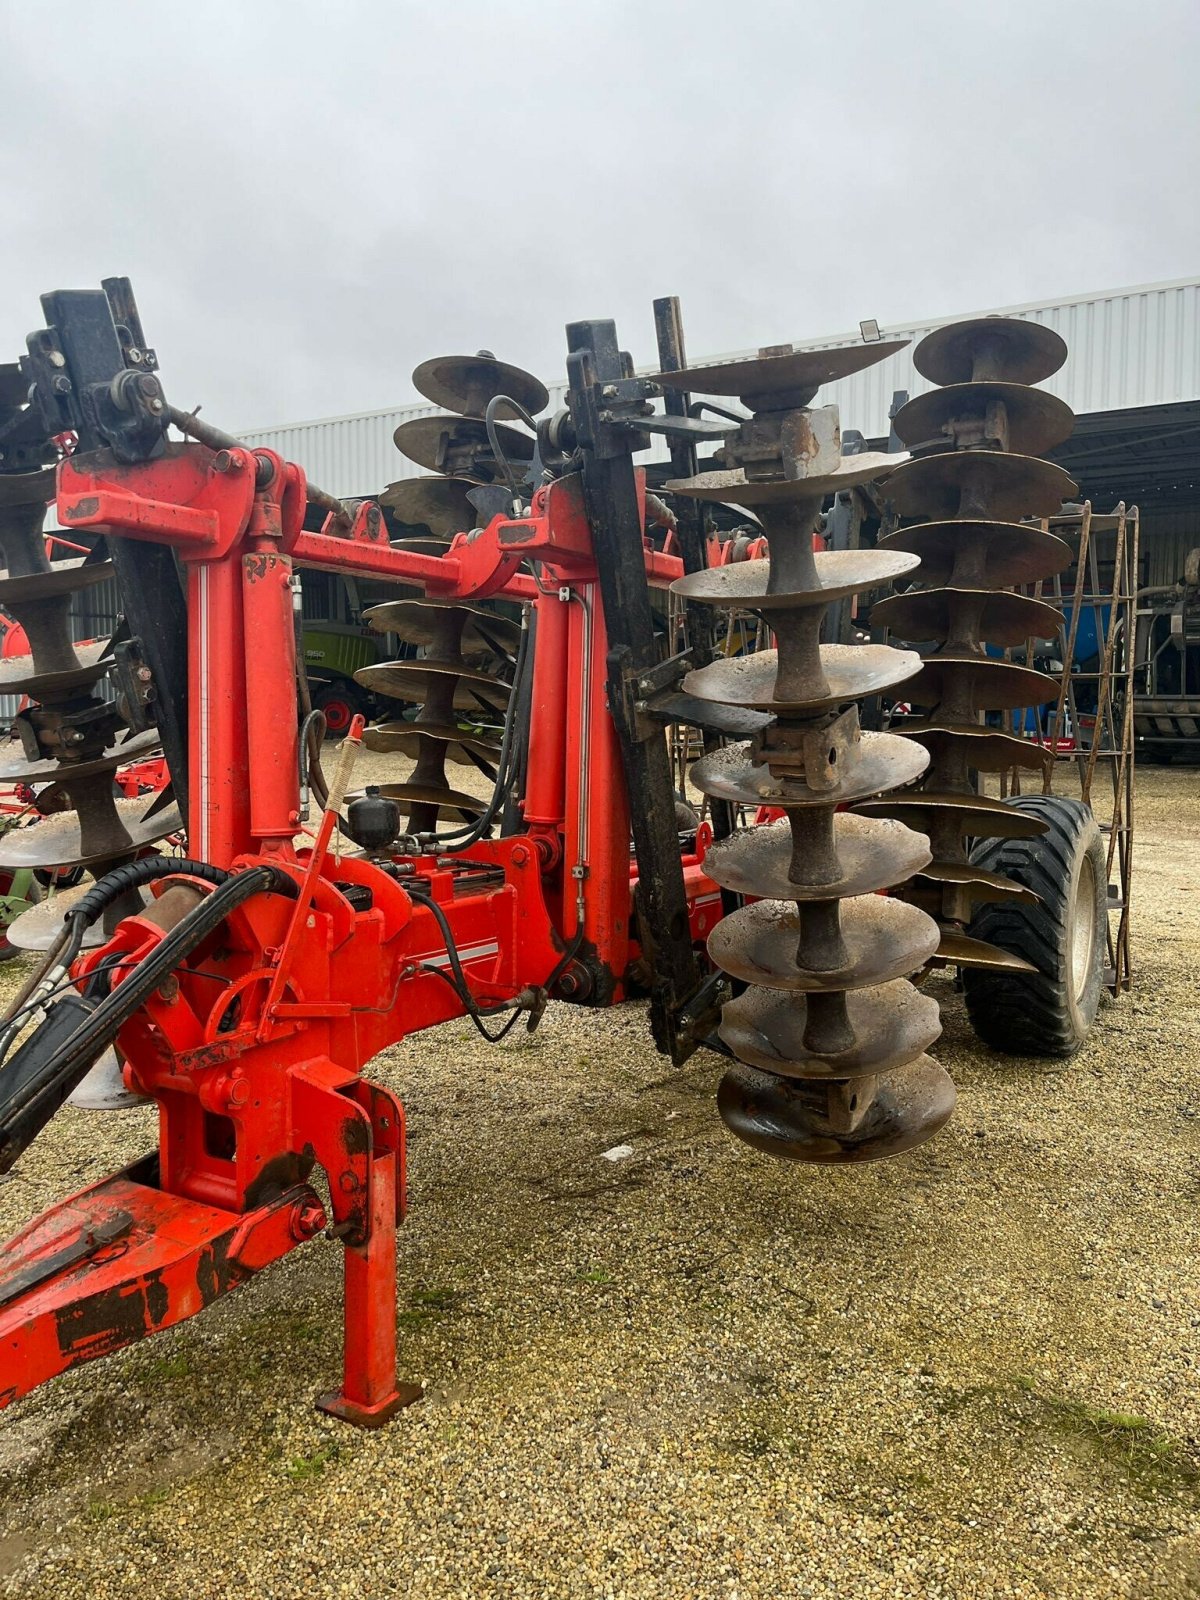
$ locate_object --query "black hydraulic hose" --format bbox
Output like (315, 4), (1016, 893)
(1, 856), (232, 1030)
(0, 863), (299, 1173)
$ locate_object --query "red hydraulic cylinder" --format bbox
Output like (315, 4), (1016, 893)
(188, 554), (251, 867)
(241, 549), (301, 848)
(522, 582), (569, 829)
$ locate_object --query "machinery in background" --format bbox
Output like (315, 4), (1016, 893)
(1133, 545), (1200, 763)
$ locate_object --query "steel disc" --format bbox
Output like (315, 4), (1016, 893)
(716, 1056), (955, 1163)
(708, 894), (940, 991)
(666, 451), (907, 507)
(916, 860), (1040, 905)
(354, 659), (511, 711)
(871, 587), (1062, 648)
(363, 721), (501, 766)
(671, 548), (920, 610)
(379, 477), (479, 536)
(892, 383), (1074, 456)
(412, 355), (549, 421)
(704, 814), (931, 901)
(690, 732), (930, 809)
(363, 598), (521, 656)
(369, 782), (486, 818)
(904, 655), (1058, 713)
(0, 797), (182, 870)
(854, 790), (1049, 839)
(66, 1048), (151, 1111)
(652, 341), (910, 406)
(914, 318), (1067, 387)
(0, 639), (113, 697)
(931, 928), (1038, 973)
(719, 979), (942, 1079)
(7, 881), (154, 951)
(684, 643), (921, 713)
(393, 415), (535, 477)
(884, 450), (1077, 522)
(0, 468), (55, 509)
(0, 559), (114, 605)
(0, 725), (163, 784)
(877, 519), (1073, 587)
(902, 721), (1053, 774)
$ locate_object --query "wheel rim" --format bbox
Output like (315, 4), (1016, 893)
(321, 695), (353, 734)
(1069, 850), (1097, 999)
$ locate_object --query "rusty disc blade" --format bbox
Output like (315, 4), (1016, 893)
(854, 790), (1050, 840)
(0, 796), (182, 870)
(368, 782), (486, 818)
(690, 732), (930, 809)
(916, 860), (1040, 905)
(363, 599), (521, 656)
(652, 341), (909, 407)
(354, 659), (511, 710)
(7, 882), (154, 951)
(914, 318), (1067, 387)
(412, 355), (548, 421)
(0, 639), (114, 697)
(719, 979), (942, 1079)
(705, 815), (931, 901)
(905, 656), (1058, 713)
(892, 383), (1074, 456)
(871, 587), (1062, 648)
(877, 519), (1073, 587)
(716, 1056), (955, 1163)
(666, 451), (907, 507)
(0, 468), (55, 509)
(379, 477), (479, 537)
(685, 643), (920, 713)
(670, 548), (920, 610)
(67, 1048), (151, 1111)
(902, 721), (1053, 773)
(931, 928), (1038, 972)
(0, 559), (114, 605)
(393, 415), (534, 477)
(883, 450), (1077, 522)
(363, 721), (500, 766)
(0, 725), (163, 784)
(708, 894), (940, 991)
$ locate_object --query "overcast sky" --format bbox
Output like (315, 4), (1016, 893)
(3, 0), (1197, 432)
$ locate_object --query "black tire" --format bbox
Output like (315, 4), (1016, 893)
(962, 795), (1106, 1058)
(311, 680), (367, 740)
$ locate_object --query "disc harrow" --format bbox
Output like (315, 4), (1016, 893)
(0, 377), (178, 947)
(863, 316), (1080, 970)
(357, 352), (542, 834)
(662, 344), (954, 1162)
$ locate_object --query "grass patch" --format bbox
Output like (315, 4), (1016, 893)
(397, 1285), (460, 1332)
(577, 1267), (612, 1285)
(1026, 1385), (1198, 1496)
(87, 1499), (117, 1521)
(144, 1352), (191, 1382)
(285, 1443), (339, 1482)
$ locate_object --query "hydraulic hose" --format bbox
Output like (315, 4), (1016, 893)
(0, 863), (298, 1173)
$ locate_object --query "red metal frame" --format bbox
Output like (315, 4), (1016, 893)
(0, 440), (718, 1421)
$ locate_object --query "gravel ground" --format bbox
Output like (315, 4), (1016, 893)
(1, 756), (1199, 1599)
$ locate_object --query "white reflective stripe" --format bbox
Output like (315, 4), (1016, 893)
(421, 940), (500, 970)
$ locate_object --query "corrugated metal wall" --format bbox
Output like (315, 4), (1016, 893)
(238, 277), (1200, 496)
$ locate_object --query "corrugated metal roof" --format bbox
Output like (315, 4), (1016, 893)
(239, 277), (1200, 499)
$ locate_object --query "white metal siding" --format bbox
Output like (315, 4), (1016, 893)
(238, 277), (1200, 498)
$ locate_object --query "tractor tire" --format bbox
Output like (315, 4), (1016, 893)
(311, 680), (367, 740)
(962, 795), (1106, 1058)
